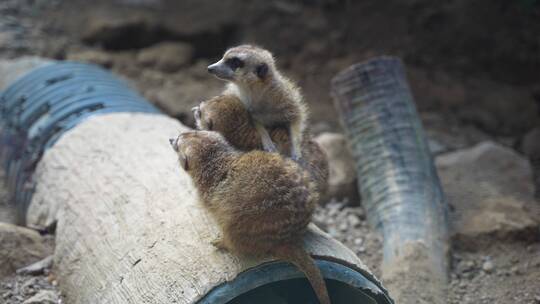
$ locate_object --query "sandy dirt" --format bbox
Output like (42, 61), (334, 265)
(0, 0), (539, 303)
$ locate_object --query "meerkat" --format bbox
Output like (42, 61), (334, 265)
(169, 130), (331, 304)
(192, 94), (328, 196)
(207, 45), (307, 162)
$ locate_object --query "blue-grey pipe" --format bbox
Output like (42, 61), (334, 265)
(331, 57), (450, 302)
(0, 61), (160, 220)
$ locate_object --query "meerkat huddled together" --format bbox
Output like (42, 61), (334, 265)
(192, 94), (328, 195)
(170, 45), (330, 304)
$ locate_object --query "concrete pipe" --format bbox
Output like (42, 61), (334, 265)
(331, 57), (450, 304)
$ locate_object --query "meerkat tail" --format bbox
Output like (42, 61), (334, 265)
(273, 244), (331, 304)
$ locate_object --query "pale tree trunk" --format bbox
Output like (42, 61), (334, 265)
(26, 113), (379, 303)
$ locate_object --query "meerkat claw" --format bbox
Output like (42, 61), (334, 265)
(192, 106), (201, 120)
(192, 106), (202, 128)
(262, 138), (278, 153)
(255, 122), (278, 153)
(211, 237), (228, 252)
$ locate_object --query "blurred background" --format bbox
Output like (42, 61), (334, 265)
(0, 1), (539, 303)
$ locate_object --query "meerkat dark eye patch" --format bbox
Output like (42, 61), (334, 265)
(225, 57), (244, 70)
(206, 118), (213, 130)
(256, 63), (268, 79)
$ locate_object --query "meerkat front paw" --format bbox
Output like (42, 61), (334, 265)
(211, 237), (229, 252)
(291, 154), (305, 167)
(255, 122), (278, 153)
(192, 106), (202, 129)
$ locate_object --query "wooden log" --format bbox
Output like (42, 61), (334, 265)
(0, 59), (393, 304)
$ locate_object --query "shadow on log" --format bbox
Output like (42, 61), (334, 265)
(0, 58), (393, 304)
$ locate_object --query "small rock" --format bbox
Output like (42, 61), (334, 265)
(17, 255), (53, 275)
(21, 277), (40, 291)
(458, 260), (475, 273)
(66, 49), (115, 68)
(325, 201), (342, 217)
(326, 226), (339, 238)
(346, 213), (361, 227)
(137, 42), (194, 72)
(428, 138), (448, 155)
(22, 290), (58, 304)
(314, 133), (359, 204)
(0, 223), (52, 278)
(481, 260), (494, 273)
(522, 126), (540, 199)
(510, 266), (520, 275)
(436, 141), (539, 244)
(457, 106), (498, 133)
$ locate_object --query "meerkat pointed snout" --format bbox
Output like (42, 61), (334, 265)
(208, 45), (273, 83)
(208, 45), (308, 162)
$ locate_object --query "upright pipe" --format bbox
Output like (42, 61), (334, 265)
(331, 57), (450, 303)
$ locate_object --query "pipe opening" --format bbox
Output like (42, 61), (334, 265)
(198, 260), (393, 304)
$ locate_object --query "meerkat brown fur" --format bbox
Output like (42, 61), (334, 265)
(193, 94), (329, 196)
(207, 45), (308, 162)
(169, 130), (331, 304)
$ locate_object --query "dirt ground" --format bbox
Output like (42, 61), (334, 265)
(0, 0), (539, 303)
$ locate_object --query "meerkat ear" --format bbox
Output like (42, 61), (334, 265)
(256, 63), (268, 79)
(206, 118), (213, 130)
(179, 152), (189, 171)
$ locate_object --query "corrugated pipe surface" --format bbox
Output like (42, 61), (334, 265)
(331, 57), (450, 303)
(0, 62), (160, 218)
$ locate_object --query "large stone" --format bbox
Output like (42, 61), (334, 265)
(314, 132), (359, 204)
(0, 223), (51, 278)
(144, 72), (222, 124)
(522, 127), (540, 199)
(436, 141), (539, 243)
(81, 16), (160, 50)
(137, 42), (194, 72)
(66, 49), (115, 68)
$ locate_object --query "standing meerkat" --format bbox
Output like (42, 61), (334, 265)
(207, 45), (307, 162)
(192, 94), (328, 196)
(169, 130), (331, 304)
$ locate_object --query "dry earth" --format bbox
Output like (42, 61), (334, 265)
(0, 0), (539, 303)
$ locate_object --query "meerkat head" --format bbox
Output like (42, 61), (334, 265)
(207, 45), (276, 86)
(192, 95), (249, 132)
(169, 130), (233, 173)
